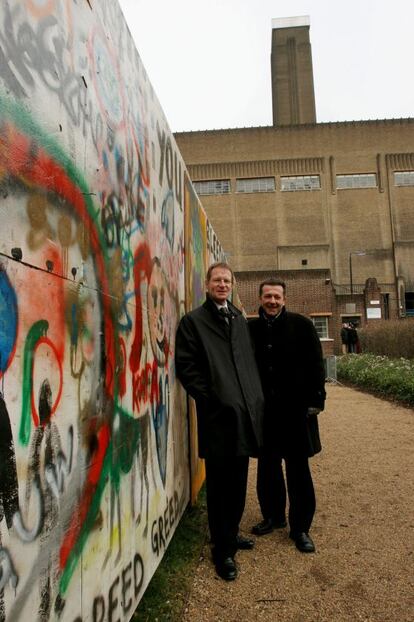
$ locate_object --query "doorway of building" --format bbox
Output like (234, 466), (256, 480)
(405, 292), (414, 317)
(342, 315), (361, 327)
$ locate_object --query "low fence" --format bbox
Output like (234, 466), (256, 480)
(324, 356), (337, 382)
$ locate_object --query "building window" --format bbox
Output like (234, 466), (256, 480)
(236, 177), (275, 193)
(280, 175), (321, 192)
(394, 171), (414, 187)
(193, 179), (231, 195)
(336, 173), (377, 189)
(312, 316), (329, 339)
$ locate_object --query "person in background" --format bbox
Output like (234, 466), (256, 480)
(340, 322), (349, 354)
(249, 278), (326, 553)
(175, 262), (264, 580)
(347, 323), (358, 353)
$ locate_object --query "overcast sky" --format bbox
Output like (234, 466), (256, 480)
(118, 0), (414, 133)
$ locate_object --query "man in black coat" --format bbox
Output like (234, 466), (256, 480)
(340, 322), (349, 354)
(175, 262), (265, 580)
(249, 278), (326, 553)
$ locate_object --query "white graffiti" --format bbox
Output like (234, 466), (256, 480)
(0, 548), (19, 591)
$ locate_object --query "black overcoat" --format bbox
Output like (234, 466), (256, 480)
(249, 307), (326, 458)
(175, 297), (265, 459)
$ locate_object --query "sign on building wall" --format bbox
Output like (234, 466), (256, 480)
(0, 1), (218, 619)
(367, 307), (382, 319)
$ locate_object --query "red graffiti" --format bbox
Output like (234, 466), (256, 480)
(131, 359), (159, 414)
(30, 336), (63, 427)
(118, 336), (127, 398)
(0, 119), (116, 586)
(0, 120), (116, 397)
(59, 422), (111, 571)
(129, 243), (152, 374)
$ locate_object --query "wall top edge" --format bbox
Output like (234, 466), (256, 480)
(235, 268), (331, 277)
(174, 117), (414, 137)
(272, 16), (310, 29)
(187, 157), (324, 170)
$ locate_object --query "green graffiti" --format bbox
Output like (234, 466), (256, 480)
(19, 320), (49, 446)
(59, 442), (112, 596)
(113, 405), (141, 488)
(58, 406), (141, 596)
(0, 93), (108, 259)
(1, 92), (144, 596)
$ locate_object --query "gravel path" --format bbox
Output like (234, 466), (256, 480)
(183, 384), (414, 622)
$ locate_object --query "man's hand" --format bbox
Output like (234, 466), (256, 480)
(307, 407), (321, 416)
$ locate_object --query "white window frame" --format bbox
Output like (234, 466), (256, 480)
(394, 171), (414, 187)
(236, 177), (275, 193)
(311, 316), (329, 339)
(193, 179), (231, 195)
(336, 173), (377, 189)
(280, 175), (321, 192)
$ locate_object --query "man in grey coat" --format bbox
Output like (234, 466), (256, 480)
(175, 262), (264, 580)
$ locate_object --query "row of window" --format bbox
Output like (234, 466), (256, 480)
(193, 176), (319, 195)
(193, 171), (414, 196)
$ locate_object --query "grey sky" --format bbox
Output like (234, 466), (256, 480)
(118, 0), (414, 132)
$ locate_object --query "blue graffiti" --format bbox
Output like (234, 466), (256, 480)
(0, 269), (18, 375)
(152, 373), (169, 486)
(161, 190), (175, 249)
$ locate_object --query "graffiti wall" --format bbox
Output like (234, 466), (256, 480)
(0, 1), (220, 620)
(183, 174), (207, 502)
(182, 175), (228, 502)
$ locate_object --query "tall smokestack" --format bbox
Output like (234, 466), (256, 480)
(271, 16), (316, 126)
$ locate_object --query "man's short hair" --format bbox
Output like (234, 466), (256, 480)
(259, 278), (286, 296)
(206, 262), (234, 283)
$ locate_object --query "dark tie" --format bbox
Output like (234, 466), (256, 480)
(219, 307), (232, 329)
(219, 306), (231, 318)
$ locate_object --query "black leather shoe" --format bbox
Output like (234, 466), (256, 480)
(236, 535), (255, 550)
(289, 532), (315, 553)
(251, 518), (287, 536)
(215, 556), (238, 581)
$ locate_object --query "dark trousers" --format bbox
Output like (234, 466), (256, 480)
(205, 455), (249, 559)
(257, 451), (315, 534)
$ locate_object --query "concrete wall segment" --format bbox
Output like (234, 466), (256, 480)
(0, 2), (219, 620)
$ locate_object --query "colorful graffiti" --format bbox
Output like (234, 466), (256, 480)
(0, 1), (213, 619)
(183, 174), (207, 502)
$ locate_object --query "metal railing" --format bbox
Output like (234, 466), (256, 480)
(333, 283), (395, 296)
(324, 356), (337, 382)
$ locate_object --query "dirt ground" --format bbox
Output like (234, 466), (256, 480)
(182, 384), (414, 622)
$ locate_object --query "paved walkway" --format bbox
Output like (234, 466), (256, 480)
(183, 384), (414, 622)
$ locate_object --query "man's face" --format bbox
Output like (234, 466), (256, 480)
(206, 267), (233, 304)
(260, 285), (286, 316)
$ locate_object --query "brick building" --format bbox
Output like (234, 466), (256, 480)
(175, 17), (414, 353)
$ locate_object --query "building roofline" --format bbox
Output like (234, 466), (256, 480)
(272, 16), (310, 29)
(174, 117), (414, 136)
(235, 269), (331, 276)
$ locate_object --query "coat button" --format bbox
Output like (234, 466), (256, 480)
(267, 344), (272, 349)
